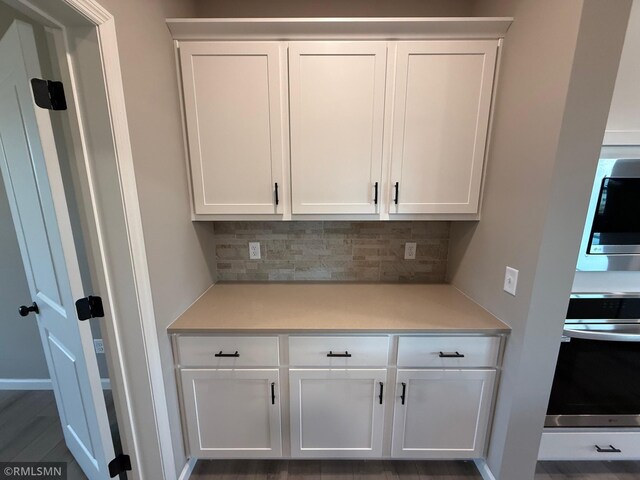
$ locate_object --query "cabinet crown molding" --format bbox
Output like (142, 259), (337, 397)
(166, 17), (513, 41)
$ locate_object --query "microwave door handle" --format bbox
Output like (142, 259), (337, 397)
(564, 328), (640, 343)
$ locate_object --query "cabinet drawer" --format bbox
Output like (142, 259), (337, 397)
(539, 431), (640, 460)
(397, 336), (500, 367)
(289, 336), (389, 367)
(176, 336), (279, 367)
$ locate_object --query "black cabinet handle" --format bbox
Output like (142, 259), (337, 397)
(595, 445), (621, 453)
(327, 351), (352, 357)
(378, 382), (384, 404)
(275, 183), (279, 206)
(394, 182), (399, 205)
(18, 302), (39, 317)
(400, 382), (406, 405)
(374, 182), (379, 205)
(439, 351), (465, 358)
(214, 351), (239, 357)
(271, 382), (276, 405)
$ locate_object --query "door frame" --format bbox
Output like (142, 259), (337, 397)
(3, 0), (179, 479)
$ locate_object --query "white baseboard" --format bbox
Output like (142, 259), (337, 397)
(474, 459), (497, 480)
(0, 378), (111, 390)
(178, 457), (197, 480)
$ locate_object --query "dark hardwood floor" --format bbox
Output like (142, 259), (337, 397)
(0, 389), (117, 480)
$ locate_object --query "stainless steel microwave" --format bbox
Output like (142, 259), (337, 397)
(576, 146), (640, 272)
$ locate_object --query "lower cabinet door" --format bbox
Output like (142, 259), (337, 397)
(289, 368), (387, 458)
(392, 369), (496, 459)
(181, 369), (282, 458)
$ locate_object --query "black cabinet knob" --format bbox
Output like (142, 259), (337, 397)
(18, 302), (39, 317)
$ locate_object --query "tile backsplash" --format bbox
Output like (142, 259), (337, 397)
(214, 221), (450, 282)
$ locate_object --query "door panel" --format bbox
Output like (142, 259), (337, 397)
(179, 42), (286, 215)
(0, 21), (114, 479)
(390, 41), (497, 214)
(289, 368), (386, 458)
(181, 369), (282, 458)
(392, 369), (495, 458)
(289, 42), (386, 214)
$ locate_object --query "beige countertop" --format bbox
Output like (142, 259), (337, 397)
(168, 283), (509, 334)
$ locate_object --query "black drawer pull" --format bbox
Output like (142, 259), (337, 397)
(378, 382), (384, 405)
(327, 351), (352, 357)
(394, 182), (399, 205)
(439, 351), (465, 358)
(595, 445), (621, 453)
(275, 183), (279, 205)
(214, 351), (239, 358)
(374, 182), (379, 205)
(271, 382), (276, 405)
(400, 382), (406, 405)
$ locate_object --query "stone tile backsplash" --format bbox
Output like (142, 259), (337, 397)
(214, 221), (450, 282)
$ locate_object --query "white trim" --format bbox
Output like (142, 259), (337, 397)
(0, 378), (111, 390)
(474, 459), (498, 480)
(603, 130), (640, 145)
(166, 17), (513, 41)
(177, 458), (197, 480)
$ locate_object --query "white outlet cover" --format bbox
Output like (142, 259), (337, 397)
(249, 242), (261, 260)
(93, 339), (105, 354)
(404, 242), (417, 260)
(504, 266), (519, 296)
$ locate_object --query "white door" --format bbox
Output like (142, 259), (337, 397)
(390, 41), (498, 214)
(179, 42), (287, 215)
(180, 369), (282, 458)
(392, 369), (496, 459)
(289, 368), (386, 458)
(288, 42), (387, 215)
(0, 21), (115, 478)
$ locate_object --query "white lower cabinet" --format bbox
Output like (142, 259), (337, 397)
(391, 369), (496, 459)
(180, 369), (282, 458)
(289, 368), (386, 458)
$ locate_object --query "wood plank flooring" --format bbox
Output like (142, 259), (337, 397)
(0, 389), (117, 480)
(192, 459), (640, 480)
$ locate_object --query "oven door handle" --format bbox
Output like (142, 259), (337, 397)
(563, 328), (640, 342)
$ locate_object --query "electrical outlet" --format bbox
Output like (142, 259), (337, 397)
(93, 339), (104, 354)
(504, 266), (519, 296)
(404, 242), (417, 260)
(249, 242), (261, 260)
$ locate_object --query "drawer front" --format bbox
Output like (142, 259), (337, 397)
(539, 431), (640, 460)
(177, 336), (279, 367)
(289, 336), (390, 367)
(397, 336), (500, 367)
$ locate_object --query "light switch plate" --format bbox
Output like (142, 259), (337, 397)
(504, 266), (519, 296)
(249, 242), (261, 260)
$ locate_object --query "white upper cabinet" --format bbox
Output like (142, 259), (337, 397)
(179, 42), (287, 215)
(288, 42), (387, 214)
(389, 41), (498, 214)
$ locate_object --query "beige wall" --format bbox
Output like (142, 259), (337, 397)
(449, 1), (631, 478)
(194, 0), (475, 17)
(89, 0), (215, 474)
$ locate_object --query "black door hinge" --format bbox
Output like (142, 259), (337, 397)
(30, 78), (67, 110)
(108, 454), (131, 478)
(75, 295), (104, 321)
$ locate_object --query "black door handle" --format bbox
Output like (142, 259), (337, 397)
(400, 382), (406, 405)
(327, 351), (351, 357)
(595, 445), (621, 453)
(271, 382), (276, 405)
(18, 302), (39, 317)
(374, 182), (378, 205)
(275, 182), (279, 205)
(439, 351), (465, 358)
(378, 382), (384, 404)
(214, 351), (239, 357)
(394, 182), (399, 205)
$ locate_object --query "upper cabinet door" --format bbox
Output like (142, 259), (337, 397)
(288, 42), (387, 214)
(390, 41), (498, 214)
(179, 42), (287, 215)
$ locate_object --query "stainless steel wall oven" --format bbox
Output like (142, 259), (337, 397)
(546, 295), (640, 428)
